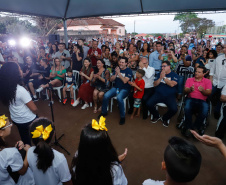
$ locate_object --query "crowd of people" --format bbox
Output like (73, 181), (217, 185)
(0, 35), (226, 184)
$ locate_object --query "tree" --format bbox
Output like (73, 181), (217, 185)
(181, 18), (215, 36)
(174, 13), (198, 23)
(131, 32), (138, 36)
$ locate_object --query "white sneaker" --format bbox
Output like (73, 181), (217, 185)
(36, 87), (44, 93)
(72, 100), (80, 107)
(81, 104), (89, 109)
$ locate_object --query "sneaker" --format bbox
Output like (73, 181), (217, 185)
(81, 103), (89, 109)
(36, 87), (43, 93)
(48, 101), (54, 106)
(32, 97), (39, 102)
(71, 99), (74, 105)
(151, 116), (161, 123)
(162, 120), (169, 127)
(72, 100), (80, 107)
(63, 98), (67, 105)
(119, 117), (125, 125)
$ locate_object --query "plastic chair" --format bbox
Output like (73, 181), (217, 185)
(150, 103), (170, 124)
(110, 96), (129, 112)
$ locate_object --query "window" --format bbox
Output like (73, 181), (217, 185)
(119, 29), (121, 34)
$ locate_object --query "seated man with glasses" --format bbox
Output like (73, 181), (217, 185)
(146, 61), (178, 127)
(182, 66), (212, 137)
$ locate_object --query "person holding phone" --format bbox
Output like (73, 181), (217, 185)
(71, 44), (84, 71)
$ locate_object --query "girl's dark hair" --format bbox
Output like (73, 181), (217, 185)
(82, 57), (92, 76)
(206, 49), (218, 59)
(30, 118), (55, 173)
(71, 123), (119, 185)
(141, 42), (150, 52)
(111, 51), (118, 58)
(0, 62), (22, 106)
(49, 44), (59, 54)
(74, 44), (84, 54)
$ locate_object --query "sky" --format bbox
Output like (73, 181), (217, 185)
(112, 13), (226, 34)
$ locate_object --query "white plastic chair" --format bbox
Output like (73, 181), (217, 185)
(110, 96), (129, 112)
(150, 103), (170, 123)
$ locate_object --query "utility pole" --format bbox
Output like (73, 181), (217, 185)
(134, 20), (135, 34)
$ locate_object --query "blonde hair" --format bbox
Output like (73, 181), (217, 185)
(52, 57), (63, 74)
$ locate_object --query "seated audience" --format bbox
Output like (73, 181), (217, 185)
(92, 59), (110, 113)
(70, 117), (127, 185)
(159, 49), (178, 72)
(102, 47), (111, 68)
(182, 66), (212, 137)
(99, 57), (133, 125)
(0, 114), (34, 185)
(72, 58), (94, 109)
(28, 58), (51, 101)
(147, 61), (178, 127)
(28, 118), (72, 185)
(0, 62), (38, 145)
(128, 69), (145, 119)
(139, 42), (150, 61)
(143, 136), (201, 185)
(110, 51), (119, 73)
(36, 58), (66, 104)
(63, 68), (76, 105)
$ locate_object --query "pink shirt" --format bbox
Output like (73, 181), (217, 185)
(185, 77), (212, 101)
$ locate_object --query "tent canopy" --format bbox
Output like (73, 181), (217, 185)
(0, 0), (226, 19)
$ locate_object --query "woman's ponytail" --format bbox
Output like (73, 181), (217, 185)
(34, 139), (54, 173)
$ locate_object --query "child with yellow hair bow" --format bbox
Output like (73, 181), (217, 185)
(28, 117), (73, 185)
(0, 114), (34, 185)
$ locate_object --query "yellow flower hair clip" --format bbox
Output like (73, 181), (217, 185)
(0, 115), (8, 129)
(92, 116), (108, 131)
(31, 124), (53, 141)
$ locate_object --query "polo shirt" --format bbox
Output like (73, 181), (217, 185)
(185, 77), (212, 101)
(155, 71), (179, 97)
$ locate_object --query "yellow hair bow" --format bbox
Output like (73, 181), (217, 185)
(92, 116), (108, 131)
(31, 124), (53, 140)
(0, 115), (8, 129)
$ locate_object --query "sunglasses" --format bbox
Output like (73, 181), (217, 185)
(1, 122), (12, 130)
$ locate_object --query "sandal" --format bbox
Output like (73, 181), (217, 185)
(93, 107), (97, 113)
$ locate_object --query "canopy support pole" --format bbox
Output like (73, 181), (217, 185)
(63, 19), (68, 48)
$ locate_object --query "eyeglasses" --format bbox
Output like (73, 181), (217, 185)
(161, 65), (169, 68)
(0, 122), (12, 130)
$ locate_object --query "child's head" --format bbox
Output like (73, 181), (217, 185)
(67, 68), (73, 77)
(30, 118), (54, 173)
(163, 137), (202, 183)
(136, 69), (145, 78)
(207, 49), (218, 59)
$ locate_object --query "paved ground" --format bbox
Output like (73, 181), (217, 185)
(2, 97), (226, 185)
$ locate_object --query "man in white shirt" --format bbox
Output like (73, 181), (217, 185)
(78, 39), (89, 60)
(209, 43), (226, 119)
(215, 85), (226, 138)
(139, 58), (155, 119)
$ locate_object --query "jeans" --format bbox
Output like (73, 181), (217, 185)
(215, 105), (226, 139)
(146, 93), (177, 121)
(13, 116), (37, 145)
(142, 87), (155, 118)
(102, 87), (130, 118)
(177, 75), (184, 95)
(211, 85), (222, 114)
(184, 98), (209, 130)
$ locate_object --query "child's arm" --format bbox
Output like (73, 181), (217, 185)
(129, 81), (143, 91)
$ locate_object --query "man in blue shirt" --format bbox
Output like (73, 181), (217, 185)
(146, 61), (178, 127)
(99, 57), (133, 125)
(149, 42), (164, 73)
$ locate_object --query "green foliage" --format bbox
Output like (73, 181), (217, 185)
(131, 32), (138, 35)
(174, 13), (198, 23)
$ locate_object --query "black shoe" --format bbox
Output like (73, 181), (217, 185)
(98, 113), (107, 119)
(151, 116), (160, 123)
(214, 112), (220, 120)
(119, 117), (125, 125)
(162, 120), (169, 127)
(127, 109), (133, 115)
(32, 97), (38, 102)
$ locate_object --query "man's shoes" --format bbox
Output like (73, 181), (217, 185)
(151, 116), (161, 123)
(162, 120), (169, 127)
(63, 98), (67, 105)
(98, 113), (108, 119)
(119, 117), (125, 125)
(32, 97), (39, 102)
